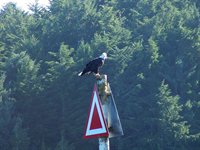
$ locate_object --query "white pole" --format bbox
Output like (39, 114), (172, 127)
(96, 74), (110, 150)
(99, 103), (109, 150)
(99, 137), (110, 150)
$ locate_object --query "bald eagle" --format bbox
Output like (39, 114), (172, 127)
(78, 53), (108, 76)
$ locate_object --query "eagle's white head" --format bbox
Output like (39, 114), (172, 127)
(100, 52), (108, 60)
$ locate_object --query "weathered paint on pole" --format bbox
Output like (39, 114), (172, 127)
(99, 137), (110, 150)
(96, 74), (110, 150)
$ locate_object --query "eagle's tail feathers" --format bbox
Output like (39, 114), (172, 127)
(78, 72), (83, 76)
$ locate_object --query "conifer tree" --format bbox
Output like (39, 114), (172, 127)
(157, 81), (190, 141)
(11, 116), (30, 150)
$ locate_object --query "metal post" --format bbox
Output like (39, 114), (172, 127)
(96, 74), (110, 150)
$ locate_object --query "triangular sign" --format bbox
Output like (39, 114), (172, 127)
(84, 84), (109, 139)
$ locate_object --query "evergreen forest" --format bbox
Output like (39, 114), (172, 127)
(0, 0), (200, 149)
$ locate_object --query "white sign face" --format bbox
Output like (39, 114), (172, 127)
(84, 84), (108, 139)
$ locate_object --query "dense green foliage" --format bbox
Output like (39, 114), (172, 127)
(0, 0), (200, 149)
